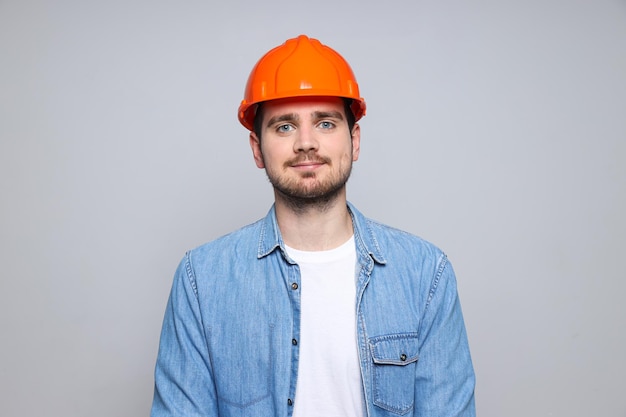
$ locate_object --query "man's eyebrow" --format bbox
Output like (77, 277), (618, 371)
(313, 111), (344, 120)
(266, 113), (299, 128)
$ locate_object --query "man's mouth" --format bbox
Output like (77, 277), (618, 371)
(286, 156), (330, 169)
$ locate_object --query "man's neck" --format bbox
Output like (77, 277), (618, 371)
(274, 191), (353, 251)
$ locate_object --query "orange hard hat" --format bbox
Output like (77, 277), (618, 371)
(238, 35), (366, 131)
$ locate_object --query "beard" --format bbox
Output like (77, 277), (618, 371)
(264, 152), (353, 212)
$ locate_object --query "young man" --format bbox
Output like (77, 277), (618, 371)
(151, 35), (476, 417)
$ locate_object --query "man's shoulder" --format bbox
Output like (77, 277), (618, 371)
(366, 217), (443, 253)
(351, 205), (447, 268)
(189, 217), (265, 258)
(357, 216), (453, 284)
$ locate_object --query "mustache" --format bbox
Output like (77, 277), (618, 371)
(284, 154), (331, 168)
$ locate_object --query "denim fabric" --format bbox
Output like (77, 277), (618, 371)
(151, 203), (475, 417)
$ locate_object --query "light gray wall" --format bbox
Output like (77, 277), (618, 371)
(1, 1), (624, 416)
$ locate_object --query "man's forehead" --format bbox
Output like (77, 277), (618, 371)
(262, 96), (345, 115)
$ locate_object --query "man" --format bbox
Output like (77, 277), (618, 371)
(151, 35), (475, 417)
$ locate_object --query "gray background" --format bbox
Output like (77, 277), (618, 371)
(1, 0), (624, 416)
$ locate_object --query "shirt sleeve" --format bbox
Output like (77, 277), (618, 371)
(151, 253), (219, 417)
(414, 254), (476, 416)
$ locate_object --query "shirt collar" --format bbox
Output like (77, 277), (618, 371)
(257, 202), (386, 266)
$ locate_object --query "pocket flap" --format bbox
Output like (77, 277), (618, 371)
(369, 333), (419, 366)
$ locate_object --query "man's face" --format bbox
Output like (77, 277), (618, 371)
(249, 96), (361, 204)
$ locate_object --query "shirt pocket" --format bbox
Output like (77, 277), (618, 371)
(369, 333), (419, 415)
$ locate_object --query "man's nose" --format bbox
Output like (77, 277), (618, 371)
(293, 125), (319, 153)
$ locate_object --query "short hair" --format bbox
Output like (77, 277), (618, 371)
(253, 98), (356, 141)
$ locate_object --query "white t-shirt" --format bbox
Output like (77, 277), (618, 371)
(285, 236), (365, 417)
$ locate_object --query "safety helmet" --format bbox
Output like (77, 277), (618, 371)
(238, 35), (366, 131)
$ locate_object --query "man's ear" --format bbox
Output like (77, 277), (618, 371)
(249, 132), (265, 169)
(351, 123), (361, 162)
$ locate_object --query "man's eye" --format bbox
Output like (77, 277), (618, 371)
(319, 121), (334, 129)
(277, 124), (294, 133)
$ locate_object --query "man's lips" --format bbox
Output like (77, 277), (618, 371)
(292, 161), (324, 167)
(286, 157), (330, 169)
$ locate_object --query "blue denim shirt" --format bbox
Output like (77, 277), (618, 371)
(151, 203), (475, 417)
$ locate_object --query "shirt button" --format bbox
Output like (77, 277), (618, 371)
(288, 398), (293, 406)
(400, 353), (407, 361)
(292, 339), (298, 345)
(291, 283), (298, 290)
